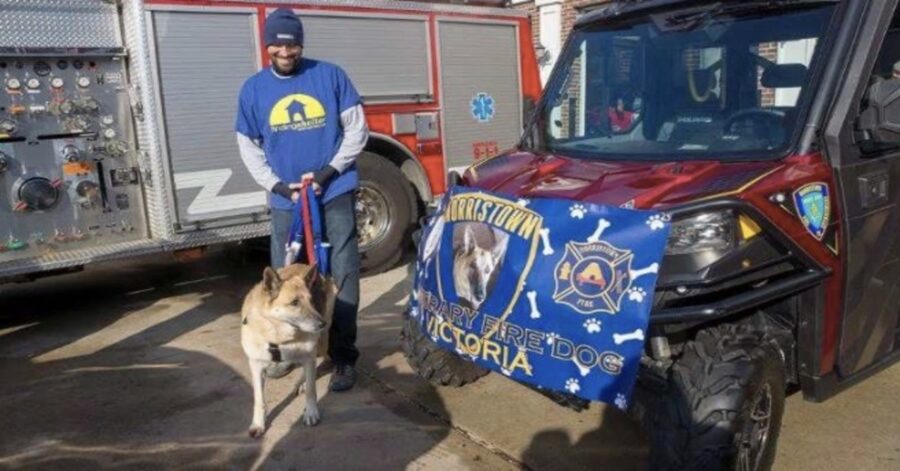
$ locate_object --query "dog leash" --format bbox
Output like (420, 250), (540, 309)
(271, 179), (330, 363)
(284, 178), (330, 276)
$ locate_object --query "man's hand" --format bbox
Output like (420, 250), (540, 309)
(290, 173), (322, 195)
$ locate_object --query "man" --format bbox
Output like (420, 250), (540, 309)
(235, 8), (368, 391)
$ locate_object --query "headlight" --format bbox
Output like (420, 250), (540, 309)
(665, 211), (737, 255)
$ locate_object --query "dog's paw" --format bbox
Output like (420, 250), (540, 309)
(248, 426), (265, 439)
(302, 407), (321, 427)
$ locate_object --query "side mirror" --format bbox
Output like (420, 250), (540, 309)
(522, 96), (537, 130)
(858, 78), (900, 150)
(447, 170), (463, 188)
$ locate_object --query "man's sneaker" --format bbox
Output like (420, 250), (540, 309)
(329, 364), (357, 392)
(264, 361), (295, 379)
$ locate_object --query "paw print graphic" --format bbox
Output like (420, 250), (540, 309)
(628, 287), (647, 303)
(546, 332), (561, 346)
(455, 347), (465, 356)
(646, 213), (671, 231)
(516, 198), (530, 207)
(565, 378), (581, 394)
(583, 318), (602, 334)
(501, 368), (512, 376)
(569, 203), (587, 219)
(614, 394), (628, 411)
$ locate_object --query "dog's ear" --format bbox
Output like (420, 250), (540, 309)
(492, 232), (508, 261)
(463, 225), (476, 255)
(302, 264), (318, 288)
(263, 267), (282, 299)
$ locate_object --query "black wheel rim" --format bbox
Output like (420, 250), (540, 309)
(738, 382), (773, 471)
(355, 184), (391, 252)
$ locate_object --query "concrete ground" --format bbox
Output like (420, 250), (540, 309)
(0, 245), (897, 471)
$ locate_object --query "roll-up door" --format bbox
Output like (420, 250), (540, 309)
(299, 14), (431, 102)
(439, 21), (522, 170)
(150, 9), (266, 228)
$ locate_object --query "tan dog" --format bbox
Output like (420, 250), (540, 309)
(241, 264), (336, 438)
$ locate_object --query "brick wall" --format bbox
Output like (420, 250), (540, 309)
(512, 0), (611, 48)
(758, 42), (778, 107)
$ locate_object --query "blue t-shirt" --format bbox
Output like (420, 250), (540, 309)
(235, 59), (362, 209)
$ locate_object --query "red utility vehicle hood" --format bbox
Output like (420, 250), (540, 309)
(464, 151), (781, 209)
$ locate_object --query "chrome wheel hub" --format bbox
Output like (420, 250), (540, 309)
(355, 184), (391, 251)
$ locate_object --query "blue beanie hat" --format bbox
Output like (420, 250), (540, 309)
(265, 8), (304, 46)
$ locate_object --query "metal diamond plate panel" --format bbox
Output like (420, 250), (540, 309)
(0, 223), (269, 280)
(0, 0), (122, 48)
(121, 0), (175, 239)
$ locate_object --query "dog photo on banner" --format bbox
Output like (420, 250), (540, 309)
(409, 187), (671, 409)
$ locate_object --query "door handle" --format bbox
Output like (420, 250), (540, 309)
(859, 171), (889, 209)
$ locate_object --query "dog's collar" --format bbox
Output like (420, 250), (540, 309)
(267, 343), (283, 363)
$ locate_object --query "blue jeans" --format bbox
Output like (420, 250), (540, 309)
(270, 192), (360, 366)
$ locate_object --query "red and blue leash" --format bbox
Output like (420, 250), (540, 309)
(285, 178), (329, 276)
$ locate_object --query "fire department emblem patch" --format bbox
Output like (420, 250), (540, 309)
(793, 182), (830, 241)
(553, 241), (634, 315)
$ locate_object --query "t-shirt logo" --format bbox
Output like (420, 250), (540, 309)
(269, 94), (327, 132)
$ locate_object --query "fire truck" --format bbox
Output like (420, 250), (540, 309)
(0, 0), (541, 282)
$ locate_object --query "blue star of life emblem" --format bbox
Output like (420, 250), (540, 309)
(553, 241), (634, 315)
(471, 92), (495, 123)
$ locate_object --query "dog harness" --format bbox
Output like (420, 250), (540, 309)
(268, 343), (283, 362)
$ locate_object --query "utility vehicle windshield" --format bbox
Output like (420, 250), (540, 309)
(530, 2), (838, 160)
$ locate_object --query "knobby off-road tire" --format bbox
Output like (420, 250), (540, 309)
(356, 152), (418, 275)
(401, 313), (490, 387)
(632, 325), (786, 471)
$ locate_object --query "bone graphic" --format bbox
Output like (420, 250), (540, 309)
(613, 328), (646, 345)
(573, 358), (591, 377)
(587, 219), (612, 243)
(540, 228), (554, 255)
(630, 263), (659, 280)
(527, 290), (541, 319)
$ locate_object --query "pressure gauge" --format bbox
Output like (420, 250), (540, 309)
(101, 115), (114, 125)
(0, 118), (16, 134)
(5, 78), (21, 90)
(58, 100), (74, 115)
(50, 77), (64, 89)
(103, 128), (117, 140)
(26, 78), (40, 90)
(76, 76), (91, 88)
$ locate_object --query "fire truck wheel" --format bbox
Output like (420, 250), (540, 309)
(401, 312), (490, 387)
(633, 324), (786, 471)
(356, 152), (417, 274)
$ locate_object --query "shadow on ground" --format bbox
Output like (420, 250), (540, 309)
(0, 245), (458, 470)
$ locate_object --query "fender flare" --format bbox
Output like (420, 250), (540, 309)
(366, 132), (434, 203)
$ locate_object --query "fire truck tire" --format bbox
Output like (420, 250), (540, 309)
(401, 312), (490, 387)
(357, 152), (417, 274)
(633, 324), (786, 471)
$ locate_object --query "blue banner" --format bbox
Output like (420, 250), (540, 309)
(409, 187), (671, 409)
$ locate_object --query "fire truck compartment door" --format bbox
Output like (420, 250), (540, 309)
(298, 14), (431, 102)
(149, 10), (267, 229)
(438, 21), (522, 170)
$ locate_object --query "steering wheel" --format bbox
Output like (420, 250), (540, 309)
(725, 108), (785, 131)
(724, 107), (787, 143)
